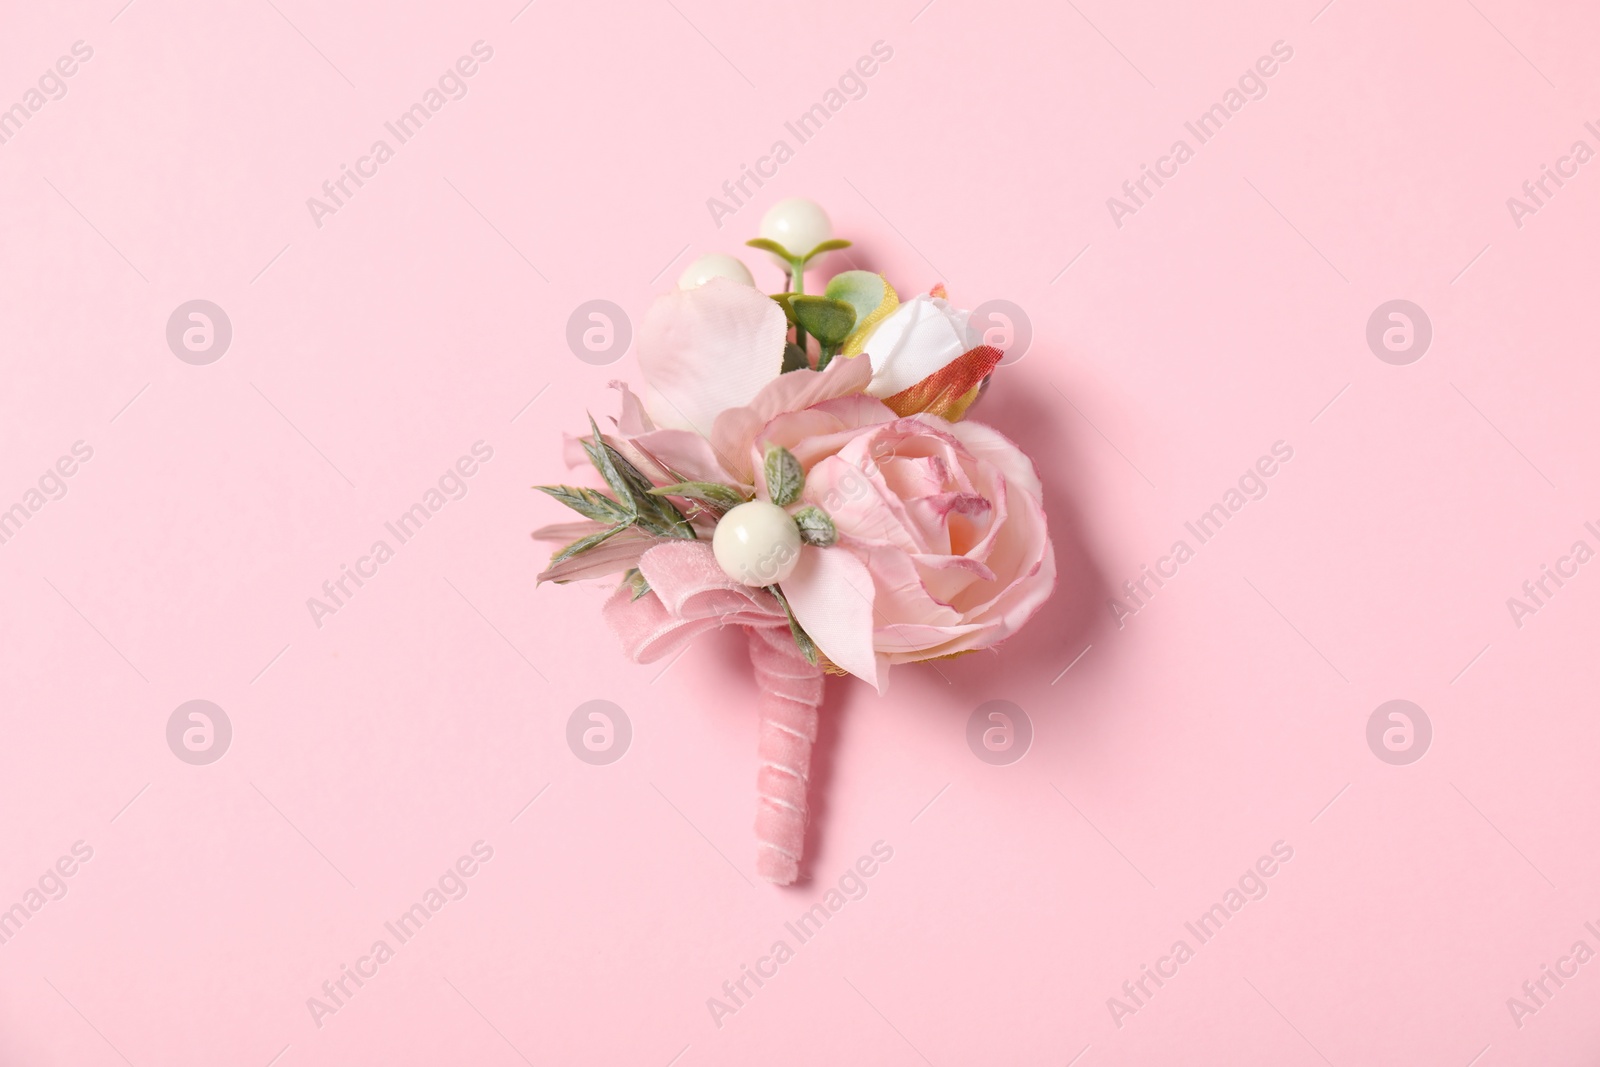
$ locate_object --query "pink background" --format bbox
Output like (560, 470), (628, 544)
(3, 0), (1598, 1063)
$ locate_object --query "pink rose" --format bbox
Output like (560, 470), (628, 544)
(756, 403), (1056, 692)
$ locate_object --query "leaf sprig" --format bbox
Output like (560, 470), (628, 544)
(536, 416), (710, 564)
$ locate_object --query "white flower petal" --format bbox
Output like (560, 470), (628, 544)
(860, 295), (979, 398)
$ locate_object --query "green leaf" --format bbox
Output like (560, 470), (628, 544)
(769, 293), (797, 325)
(580, 415), (694, 540)
(801, 238), (852, 262)
(792, 505), (837, 547)
(606, 443), (655, 497)
(580, 415), (637, 519)
(781, 341), (809, 373)
(624, 567), (652, 601)
(788, 296), (856, 348)
(746, 237), (795, 259)
(609, 443), (695, 539)
(534, 484), (632, 525)
(768, 584), (819, 667)
(838, 273), (899, 357)
(824, 270), (887, 335)
(650, 481), (749, 511)
(764, 445), (804, 506)
(549, 522), (630, 565)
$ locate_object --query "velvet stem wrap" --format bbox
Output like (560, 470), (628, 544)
(747, 625), (825, 885)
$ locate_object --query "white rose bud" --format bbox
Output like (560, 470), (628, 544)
(859, 294), (981, 398)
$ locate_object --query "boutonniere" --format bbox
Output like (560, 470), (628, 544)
(535, 198), (1055, 884)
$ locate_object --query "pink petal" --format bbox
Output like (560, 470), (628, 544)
(851, 542), (961, 622)
(942, 418), (1044, 500)
(626, 428), (731, 485)
(805, 454), (922, 555)
(748, 349), (874, 420)
(609, 380), (656, 435)
(638, 278), (787, 436)
(875, 620), (989, 658)
(561, 432), (590, 470)
(902, 484), (1000, 560)
(879, 454), (953, 501)
(781, 545), (885, 693)
(530, 520), (608, 544)
(709, 407), (764, 486)
(886, 546), (1055, 661)
(710, 354), (874, 481)
(537, 533), (652, 584)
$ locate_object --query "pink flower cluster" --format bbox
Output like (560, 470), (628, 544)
(547, 277), (1055, 693)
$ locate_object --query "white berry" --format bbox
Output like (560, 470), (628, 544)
(758, 198), (832, 258)
(678, 253), (755, 289)
(713, 501), (802, 587)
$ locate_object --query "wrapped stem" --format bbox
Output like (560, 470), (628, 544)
(748, 625), (825, 885)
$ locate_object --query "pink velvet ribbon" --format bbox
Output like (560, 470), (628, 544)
(747, 624), (824, 884)
(604, 541), (825, 885)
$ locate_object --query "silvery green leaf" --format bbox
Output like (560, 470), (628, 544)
(537, 531), (650, 584)
(580, 415), (637, 520)
(549, 522), (630, 565)
(625, 567), (651, 600)
(793, 505), (836, 547)
(650, 481), (749, 513)
(534, 484), (632, 525)
(768, 585), (818, 667)
(581, 415), (694, 540)
(764, 445), (804, 507)
(609, 443), (694, 539)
